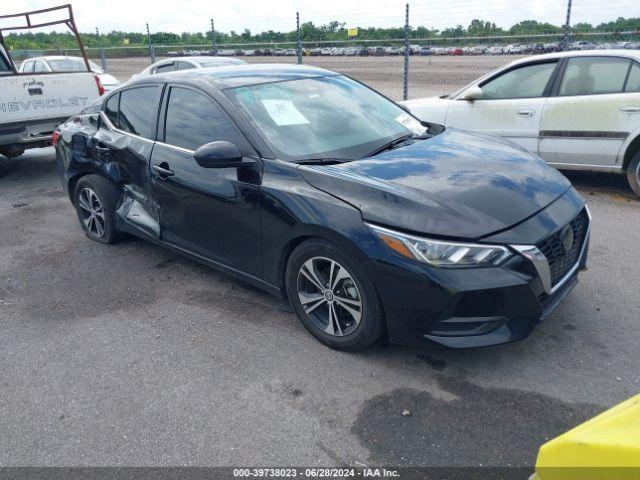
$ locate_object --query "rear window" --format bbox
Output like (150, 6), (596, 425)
(0, 49), (11, 73)
(104, 94), (120, 127)
(47, 59), (86, 72)
(118, 86), (159, 140)
(559, 57), (631, 96)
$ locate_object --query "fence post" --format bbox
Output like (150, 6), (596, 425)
(96, 27), (107, 71)
(562, 0), (573, 50)
(211, 18), (218, 55)
(146, 23), (156, 64)
(403, 3), (410, 101)
(296, 11), (302, 64)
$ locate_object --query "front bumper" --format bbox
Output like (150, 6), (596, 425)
(364, 194), (590, 349)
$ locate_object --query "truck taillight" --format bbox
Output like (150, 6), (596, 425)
(51, 131), (60, 146)
(94, 75), (106, 96)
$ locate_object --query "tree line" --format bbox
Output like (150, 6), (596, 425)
(4, 17), (639, 50)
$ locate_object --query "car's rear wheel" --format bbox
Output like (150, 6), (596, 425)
(627, 151), (640, 198)
(73, 175), (123, 244)
(285, 239), (385, 351)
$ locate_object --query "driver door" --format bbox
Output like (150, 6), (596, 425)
(446, 60), (560, 154)
(150, 85), (262, 277)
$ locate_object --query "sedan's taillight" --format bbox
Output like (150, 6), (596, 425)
(94, 75), (106, 96)
(51, 130), (60, 146)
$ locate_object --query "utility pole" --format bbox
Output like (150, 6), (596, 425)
(296, 11), (302, 64)
(96, 27), (106, 71)
(146, 22), (156, 64)
(403, 3), (410, 101)
(211, 18), (218, 55)
(562, 0), (573, 51)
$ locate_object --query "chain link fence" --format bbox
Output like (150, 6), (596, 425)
(5, 1), (639, 100)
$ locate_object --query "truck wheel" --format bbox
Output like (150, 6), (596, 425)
(0, 148), (24, 159)
(73, 175), (123, 244)
(627, 152), (640, 198)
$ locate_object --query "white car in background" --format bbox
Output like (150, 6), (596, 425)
(402, 50), (640, 196)
(18, 56), (120, 92)
(130, 56), (246, 81)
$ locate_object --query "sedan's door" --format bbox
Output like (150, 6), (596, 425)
(150, 85), (262, 277)
(539, 56), (640, 168)
(446, 60), (560, 153)
(94, 85), (163, 238)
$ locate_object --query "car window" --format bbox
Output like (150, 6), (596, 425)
(21, 61), (34, 73)
(480, 62), (557, 99)
(118, 86), (159, 139)
(164, 87), (244, 151)
(559, 57), (631, 96)
(154, 62), (175, 74)
(176, 61), (195, 70)
(47, 58), (87, 72)
(33, 61), (48, 73)
(625, 62), (640, 92)
(104, 93), (120, 127)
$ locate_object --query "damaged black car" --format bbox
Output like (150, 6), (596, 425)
(55, 64), (590, 351)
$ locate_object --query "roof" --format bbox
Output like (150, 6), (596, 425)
(134, 63), (336, 89)
(159, 56), (244, 63)
(508, 49), (640, 67)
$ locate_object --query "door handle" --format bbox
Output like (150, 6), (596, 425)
(516, 109), (535, 117)
(152, 163), (174, 178)
(620, 106), (640, 113)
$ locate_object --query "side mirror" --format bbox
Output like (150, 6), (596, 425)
(194, 141), (246, 168)
(460, 86), (483, 101)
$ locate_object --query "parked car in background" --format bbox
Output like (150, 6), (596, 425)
(402, 50), (640, 196)
(18, 55), (121, 93)
(129, 56), (246, 81)
(419, 46), (431, 56)
(55, 64), (589, 351)
(0, 6), (103, 160)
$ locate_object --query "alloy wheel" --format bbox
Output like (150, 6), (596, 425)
(77, 187), (106, 238)
(296, 256), (363, 337)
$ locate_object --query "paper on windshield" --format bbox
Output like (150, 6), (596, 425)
(395, 113), (425, 135)
(261, 99), (310, 126)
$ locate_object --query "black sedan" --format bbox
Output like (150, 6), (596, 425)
(54, 64), (590, 351)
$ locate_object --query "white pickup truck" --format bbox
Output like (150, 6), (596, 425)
(0, 6), (103, 159)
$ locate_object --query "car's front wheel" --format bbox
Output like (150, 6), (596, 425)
(285, 239), (385, 351)
(73, 175), (123, 244)
(627, 151), (640, 198)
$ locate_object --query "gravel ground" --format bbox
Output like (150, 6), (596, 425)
(99, 54), (525, 100)
(0, 148), (638, 467)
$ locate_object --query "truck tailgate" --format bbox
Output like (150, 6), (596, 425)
(0, 72), (100, 125)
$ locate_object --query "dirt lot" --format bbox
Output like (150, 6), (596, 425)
(100, 55), (525, 100)
(0, 148), (638, 467)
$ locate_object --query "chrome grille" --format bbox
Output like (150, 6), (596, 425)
(536, 209), (589, 287)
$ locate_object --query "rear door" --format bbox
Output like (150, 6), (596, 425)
(446, 60), (559, 153)
(94, 85), (163, 237)
(150, 85), (262, 276)
(539, 56), (640, 168)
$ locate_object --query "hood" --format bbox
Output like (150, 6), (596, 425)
(401, 96), (451, 124)
(298, 128), (572, 240)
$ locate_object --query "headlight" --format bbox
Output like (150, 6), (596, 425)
(367, 223), (512, 268)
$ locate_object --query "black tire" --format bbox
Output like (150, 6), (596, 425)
(73, 174), (123, 244)
(0, 147), (24, 159)
(627, 151), (640, 198)
(285, 239), (385, 351)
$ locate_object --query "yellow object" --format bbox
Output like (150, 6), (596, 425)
(347, 28), (358, 37)
(123, 38), (130, 45)
(534, 394), (640, 480)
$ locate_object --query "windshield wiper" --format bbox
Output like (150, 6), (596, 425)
(365, 133), (429, 158)
(293, 158), (353, 165)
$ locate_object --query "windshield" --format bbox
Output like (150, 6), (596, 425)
(225, 75), (427, 161)
(47, 58), (103, 73)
